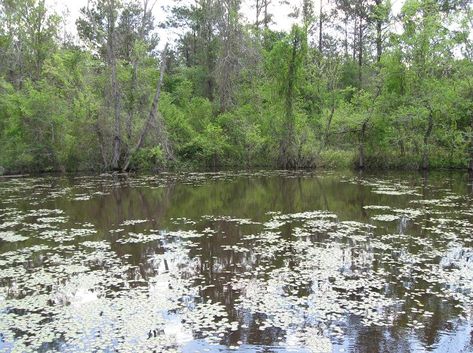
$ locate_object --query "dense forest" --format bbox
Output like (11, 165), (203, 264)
(0, 0), (473, 173)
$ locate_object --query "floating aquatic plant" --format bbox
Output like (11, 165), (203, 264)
(1, 172), (473, 352)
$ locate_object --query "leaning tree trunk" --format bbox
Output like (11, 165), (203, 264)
(422, 111), (434, 170)
(122, 44), (169, 172)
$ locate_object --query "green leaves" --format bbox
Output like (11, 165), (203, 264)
(1, 0), (473, 172)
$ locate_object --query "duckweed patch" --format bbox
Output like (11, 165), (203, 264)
(0, 171), (472, 353)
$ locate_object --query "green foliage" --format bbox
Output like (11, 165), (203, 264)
(179, 123), (230, 167)
(318, 149), (356, 169)
(1, 0), (473, 173)
(129, 146), (165, 171)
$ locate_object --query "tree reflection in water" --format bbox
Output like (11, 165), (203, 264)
(0, 171), (472, 352)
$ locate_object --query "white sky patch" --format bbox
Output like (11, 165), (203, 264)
(45, 0), (405, 50)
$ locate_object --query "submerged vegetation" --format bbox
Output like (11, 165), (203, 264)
(1, 0), (473, 173)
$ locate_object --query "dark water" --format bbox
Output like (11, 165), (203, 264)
(1, 171), (473, 353)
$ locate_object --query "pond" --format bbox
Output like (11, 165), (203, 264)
(1, 170), (473, 353)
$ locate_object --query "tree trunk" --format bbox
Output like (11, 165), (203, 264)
(107, 0), (121, 171)
(399, 139), (405, 156)
(375, 0), (382, 62)
(192, 30), (197, 66)
(263, 0), (269, 29)
(422, 111), (433, 170)
(318, 96), (336, 155)
(126, 0), (152, 141)
(318, 0), (323, 52)
(216, 0), (240, 113)
(95, 123), (109, 170)
(126, 61), (138, 140)
(279, 33), (299, 169)
(111, 59), (121, 170)
(353, 17), (357, 62)
(469, 116), (473, 171)
(122, 44), (169, 172)
(255, 0), (260, 30)
(344, 14), (348, 58)
(358, 16), (363, 87)
(358, 120), (367, 169)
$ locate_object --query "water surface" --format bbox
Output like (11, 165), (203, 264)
(1, 171), (473, 353)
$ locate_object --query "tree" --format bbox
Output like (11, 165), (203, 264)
(268, 26), (307, 169)
(215, 0), (243, 112)
(1, 0), (473, 173)
(77, 0), (123, 170)
(123, 44), (172, 171)
(117, 0), (159, 140)
(0, 0), (59, 86)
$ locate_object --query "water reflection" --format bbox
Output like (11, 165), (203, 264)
(0, 171), (473, 352)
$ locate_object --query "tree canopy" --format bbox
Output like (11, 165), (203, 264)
(1, 0), (473, 173)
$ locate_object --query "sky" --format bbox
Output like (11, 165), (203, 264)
(45, 0), (405, 50)
(45, 0), (298, 48)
